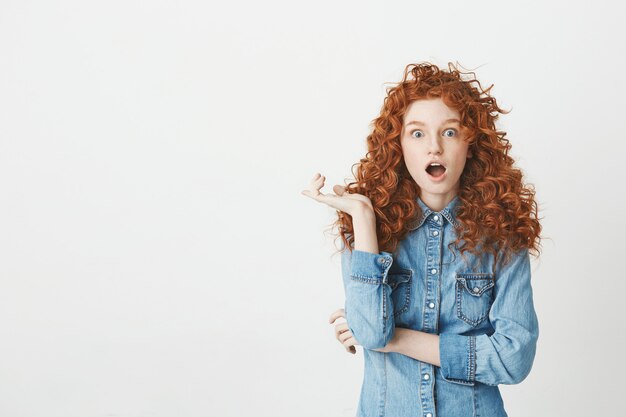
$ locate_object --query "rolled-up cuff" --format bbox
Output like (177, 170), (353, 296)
(439, 333), (476, 386)
(350, 249), (394, 282)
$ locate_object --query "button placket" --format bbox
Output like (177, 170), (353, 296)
(420, 214), (441, 417)
(419, 363), (436, 417)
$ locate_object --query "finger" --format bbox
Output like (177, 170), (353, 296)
(312, 174), (325, 189)
(334, 322), (348, 337)
(343, 336), (357, 349)
(300, 189), (321, 199)
(301, 175), (328, 201)
(335, 322), (348, 332)
(339, 330), (353, 343)
(305, 173), (323, 190)
(328, 308), (346, 323)
(335, 323), (349, 340)
(308, 173), (321, 182)
(333, 184), (347, 196)
(300, 186), (325, 201)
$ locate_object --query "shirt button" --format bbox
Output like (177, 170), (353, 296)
(473, 287), (480, 293)
(423, 373), (430, 380)
(433, 215), (439, 221)
(431, 268), (437, 274)
(428, 302), (435, 308)
(426, 413), (433, 417)
(433, 230), (439, 236)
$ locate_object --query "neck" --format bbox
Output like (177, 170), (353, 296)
(419, 191), (457, 212)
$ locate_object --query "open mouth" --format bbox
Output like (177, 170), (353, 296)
(426, 163), (447, 178)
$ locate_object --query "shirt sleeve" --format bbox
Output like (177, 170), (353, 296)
(341, 247), (396, 350)
(439, 247), (539, 386)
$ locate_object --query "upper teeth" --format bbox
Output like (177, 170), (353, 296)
(430, 163), (441, 166)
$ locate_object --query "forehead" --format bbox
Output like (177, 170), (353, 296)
(404, 98), (460, 122)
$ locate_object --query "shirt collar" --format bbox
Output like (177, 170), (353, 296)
(408, 194), (461, 230)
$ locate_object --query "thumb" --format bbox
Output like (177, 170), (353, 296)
(333, 185), (346, 195)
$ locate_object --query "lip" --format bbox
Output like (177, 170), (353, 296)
(425, 160), (446, 170)
(426, 169), (447, 183)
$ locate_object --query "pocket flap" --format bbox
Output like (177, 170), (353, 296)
(385, 270), (411, 288)
(455, 273), (494, 296)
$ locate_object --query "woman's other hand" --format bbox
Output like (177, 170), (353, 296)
(301, 173), (373, 216)
(328, 307), (394, 354)
(329, 308), (359, 354)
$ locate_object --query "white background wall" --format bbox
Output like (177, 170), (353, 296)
(1, 1), (624, 416)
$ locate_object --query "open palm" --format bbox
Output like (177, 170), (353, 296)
(300, 173), (373, 216)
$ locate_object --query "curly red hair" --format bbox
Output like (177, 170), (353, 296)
(331, 62), (542, 269)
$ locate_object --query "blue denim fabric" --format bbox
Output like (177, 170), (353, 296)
(341, 195), (539, 417)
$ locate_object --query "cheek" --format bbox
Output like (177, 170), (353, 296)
(401, 143), (425, 169)
(401, 153), (425, 174)
(456, 153), (471, 172)
(453, 144), (470, 163)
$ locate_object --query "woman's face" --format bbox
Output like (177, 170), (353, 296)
(400, 98), (472, 211)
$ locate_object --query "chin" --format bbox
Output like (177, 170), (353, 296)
(417, 179), (459, 195)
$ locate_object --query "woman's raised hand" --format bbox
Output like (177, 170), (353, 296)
(300, 173), (373, 216)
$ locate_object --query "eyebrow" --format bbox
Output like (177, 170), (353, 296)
(404, 118), (461, 127)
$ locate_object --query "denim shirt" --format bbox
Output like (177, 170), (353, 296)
(341, 195), (539, 417)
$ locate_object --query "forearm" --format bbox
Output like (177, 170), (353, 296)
(352, 208), (379, 254)
(343, 207), (396, 350)
(376, 328), (441, 367)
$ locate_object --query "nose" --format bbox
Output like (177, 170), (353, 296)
(427, 135), (443, 155)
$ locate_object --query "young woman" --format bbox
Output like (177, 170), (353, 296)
(301, 62), (542, 417)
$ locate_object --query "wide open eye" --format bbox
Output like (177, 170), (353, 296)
(443, 128), (457, 138)
(411, 130), (423, 139)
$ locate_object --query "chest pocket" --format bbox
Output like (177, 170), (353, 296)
(385, 269), (412, 319)
(455, 273), (495, 326)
